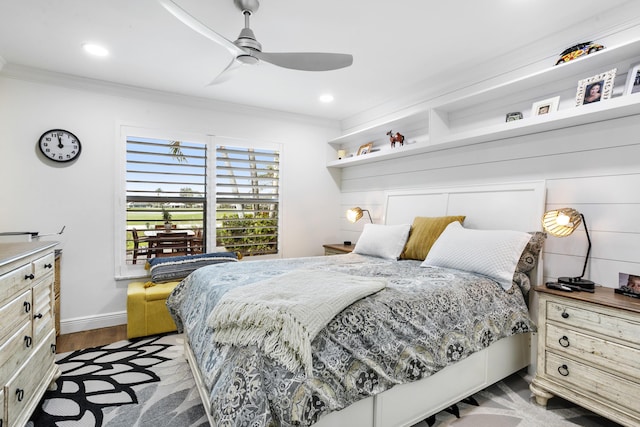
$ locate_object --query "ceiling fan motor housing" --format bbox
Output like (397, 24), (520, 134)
(235, 27), (262, 52)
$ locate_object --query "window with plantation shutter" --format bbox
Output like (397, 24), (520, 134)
(125, 137), (207, 265)
(216, 145), (280, 257)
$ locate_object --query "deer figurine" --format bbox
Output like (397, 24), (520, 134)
(387, 130), (405, 148)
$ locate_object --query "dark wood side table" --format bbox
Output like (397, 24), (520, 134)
(323, 243), (354, 255)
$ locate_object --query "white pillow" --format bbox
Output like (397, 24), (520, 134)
(353, 223), (411, 260)
(421, 221), (531, 290)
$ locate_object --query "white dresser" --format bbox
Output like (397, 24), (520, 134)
(530, 286), (640, 426)
(0, 241), (59, 427)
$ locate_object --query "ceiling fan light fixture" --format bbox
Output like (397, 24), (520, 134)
(237, 54), (259, 65)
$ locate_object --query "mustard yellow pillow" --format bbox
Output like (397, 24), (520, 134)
(400, 216), (466, 260)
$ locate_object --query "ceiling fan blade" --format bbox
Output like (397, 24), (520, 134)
(253, 52), (353, 71)
(159, 0), (243, 57)
(207, 58), (245, 86)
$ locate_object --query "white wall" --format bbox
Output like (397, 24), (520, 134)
(336, 113), (640, 290)
(0, 76), (342, 333)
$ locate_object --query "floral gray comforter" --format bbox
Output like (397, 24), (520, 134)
(166, 253), (533, 427)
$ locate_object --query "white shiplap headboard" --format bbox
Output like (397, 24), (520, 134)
(384, 181), (546, 232)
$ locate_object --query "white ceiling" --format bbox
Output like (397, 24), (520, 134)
(0, 0), (633, 121)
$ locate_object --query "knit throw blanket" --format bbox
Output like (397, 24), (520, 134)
(207, 269), (387, 377)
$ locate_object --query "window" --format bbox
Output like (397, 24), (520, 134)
(215, 145), (280, 256)
(125, 137), (207, 265)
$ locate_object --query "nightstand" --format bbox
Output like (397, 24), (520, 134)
(530, 285), (640, 426)
(322, 243), (353, 255)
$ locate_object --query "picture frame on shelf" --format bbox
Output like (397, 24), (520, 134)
(531, 96), (560, 116)
(623, 63), (640, 95)
(616, 272), (640, 298)
(575, 68), (617, 106)
(505, 111), (523, 122)
(357, 142), (373, 155)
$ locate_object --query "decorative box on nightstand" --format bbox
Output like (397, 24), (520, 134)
(322, 243), (353, 255)
(530, 286), (640, 426)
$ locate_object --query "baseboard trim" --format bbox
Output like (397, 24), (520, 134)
(60, 311), (127, 335)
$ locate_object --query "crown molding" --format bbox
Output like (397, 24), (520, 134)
(0, 63), (338, 129)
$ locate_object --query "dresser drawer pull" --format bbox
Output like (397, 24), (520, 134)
(561, 310), (569, 319)
(24, 273), (35, 280)
(24, 335), (32, 348)
(51, 343), (57, 354)
(16, 388), (24, 402)
(559, 336), (570, 347)
(23, 301), (31, 313)
(558, 364), (570, 376)
(34, 313), (43, 319)
(44, 263), (53, 269)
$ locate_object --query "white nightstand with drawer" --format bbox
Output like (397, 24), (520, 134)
(530, 286), (640, 426)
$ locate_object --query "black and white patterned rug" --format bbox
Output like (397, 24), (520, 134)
(29, 334), (207, 427)
(29, 333), (621, 427)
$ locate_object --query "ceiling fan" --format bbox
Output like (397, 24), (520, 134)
(159, 0), (354, 85)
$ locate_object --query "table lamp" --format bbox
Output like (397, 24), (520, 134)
(542, 208), (594, 290)
(346, 207), (372, 223)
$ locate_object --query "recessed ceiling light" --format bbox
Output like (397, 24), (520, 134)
(82, 43), (109, 57)
(319, 94), (334, 103)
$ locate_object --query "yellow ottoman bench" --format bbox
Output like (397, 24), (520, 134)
(127, 251), (239, 339)
(127, 281), (180, 339)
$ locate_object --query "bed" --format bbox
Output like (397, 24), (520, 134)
(166, 181), (547, 427)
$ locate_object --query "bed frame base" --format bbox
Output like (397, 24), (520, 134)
(185, 332), (531, 427)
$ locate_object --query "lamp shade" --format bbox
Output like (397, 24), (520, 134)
(542, 208), (582, 237)
(346, 207), (372, 223)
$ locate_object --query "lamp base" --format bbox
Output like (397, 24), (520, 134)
(558, 276), (595, 292)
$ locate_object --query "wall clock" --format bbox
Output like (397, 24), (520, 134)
(38, 129), (82, 163)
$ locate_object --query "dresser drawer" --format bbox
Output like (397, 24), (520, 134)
(546, 300), (640, 343)
(6, 330), (56, 427)
(545, 323), (640, 382)
(0, 263), (32, 306)
(0, 290), (32, 342)
(32, 276), (54, 343)
(32, 252), (55, 281)
(0, 322), (33, 387)
(545, 351), (639, 416)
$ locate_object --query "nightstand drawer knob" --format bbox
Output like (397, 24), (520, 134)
(16, 388), (24, 402)
(561, 310), (569, 319)
(558, 364), (570, 376)
(559, 336), (570, 347)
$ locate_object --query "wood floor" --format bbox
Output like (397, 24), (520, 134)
(56, 324), (128, 353)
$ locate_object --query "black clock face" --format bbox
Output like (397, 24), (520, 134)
(38, 129), (81, 163)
